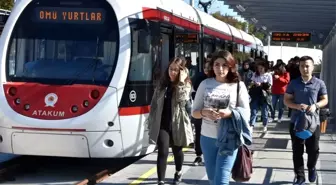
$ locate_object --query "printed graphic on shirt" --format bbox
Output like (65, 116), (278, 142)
(252, 73), (272, 84)
(204, 87), (230, 111)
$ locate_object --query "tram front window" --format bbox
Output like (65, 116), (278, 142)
(6, 0), (119, 86)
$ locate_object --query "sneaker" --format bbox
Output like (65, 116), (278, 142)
(158, 181), (165, 185)
(293, 177), (305, 185)
(263, 126), (267, 133)
(268, 118), (274, 123)
(173, 172), (182, 184)
(308, 168), (317, 182)
(193, 156), (202, 166)
(277, 119), (282, 123)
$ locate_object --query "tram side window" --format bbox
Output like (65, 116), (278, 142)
(128, 28), (152, 82)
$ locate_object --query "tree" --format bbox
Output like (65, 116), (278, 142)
(211, 11), (265, 41)
(0, 0), (14, 10)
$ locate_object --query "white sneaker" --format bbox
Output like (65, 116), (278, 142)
(263, 126), (267, 133)
(277, 119), (282, 123)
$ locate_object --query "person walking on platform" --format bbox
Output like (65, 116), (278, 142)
(192, 50), (252, 185)
(248, 60), (273, 132)
(238, 59), (254, 88)
(147, 57), (194, 185)
(284, 56), (328, 185)
(191, 60), (211, 166)
(286, 56), (301, 117)
(270, 62), (290, 123)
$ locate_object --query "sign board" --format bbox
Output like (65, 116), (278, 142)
(175, 33), (198, 43)
(271, 32), (311, 42)
(33, 7), (106, 24)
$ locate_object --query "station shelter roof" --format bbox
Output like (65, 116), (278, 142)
(221, 0), (336, 46)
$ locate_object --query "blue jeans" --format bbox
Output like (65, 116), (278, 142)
(200, 135), (238, 185)
(271, 94), (284, 120)
(250, 97), (269, 126)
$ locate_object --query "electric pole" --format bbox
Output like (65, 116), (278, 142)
(199, 0), (212, 13)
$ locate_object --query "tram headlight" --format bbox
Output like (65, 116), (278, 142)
(71, 105), (78, 113)
(14, 98), (20, 105)
(83, 100), (89, 107)
(90, 90), (100, 99)
(9, 87), (17, 96)
(24, 104), (30, 110)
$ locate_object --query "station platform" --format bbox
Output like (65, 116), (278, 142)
(101, 119), (336, 185)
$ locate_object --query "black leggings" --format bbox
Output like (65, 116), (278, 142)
(157, 129), (184, 182)
(193, 118), (202, 156)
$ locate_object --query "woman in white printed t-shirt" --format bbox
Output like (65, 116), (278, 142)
(192, 50), (251, 185)
(248, 60), (273, 132)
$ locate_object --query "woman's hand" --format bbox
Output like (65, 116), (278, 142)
(201, 108), (221, 121)
(179, 68), (188, 82)
(218, 108), (232, 118)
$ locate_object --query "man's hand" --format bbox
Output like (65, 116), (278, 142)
(307, 104), (317, 113)
(297, 104), (309, 111)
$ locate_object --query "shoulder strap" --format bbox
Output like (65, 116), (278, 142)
(236, 81), (240, 107)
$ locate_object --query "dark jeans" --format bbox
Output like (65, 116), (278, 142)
(193, 118), (202, 156)
(250, 97), (269, 126)
(288, 108), (292, 117)
(289, 123), (320, 179)
(271, 94), (284, 120)
(157, 129), (184, 182)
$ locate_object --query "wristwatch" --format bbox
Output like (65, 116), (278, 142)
(315, 103), (320, 110)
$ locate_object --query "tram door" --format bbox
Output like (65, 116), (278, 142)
(152, 28), (173, 85)
(161, 33), (170, 73)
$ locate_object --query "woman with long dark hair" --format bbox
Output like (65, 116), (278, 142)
(147, 57), (194, 185)
(270, 62), (290, 123)
(249, 60), (273, 132)
(192, 50), (251, 185)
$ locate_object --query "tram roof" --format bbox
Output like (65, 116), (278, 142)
(222, 0), (336, 46)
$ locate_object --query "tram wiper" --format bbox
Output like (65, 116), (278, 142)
(91, 37), (100, 84)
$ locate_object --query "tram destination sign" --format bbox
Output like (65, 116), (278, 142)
(175, 33), (198, 43)
(271, 32), (311, 42)
(33, 7), (106, 24)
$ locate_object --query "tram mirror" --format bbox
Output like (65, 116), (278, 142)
(138, 30), (150, 53)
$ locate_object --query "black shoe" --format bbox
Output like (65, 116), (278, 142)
(193, 156), (202, 166)
(308, 168), (317, 182)
(173, 172), (182, 184)
(158, 181), (165, 185)
(293, 176), (305, 185)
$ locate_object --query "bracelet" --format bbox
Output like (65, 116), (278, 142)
(200, 109), (205, 118)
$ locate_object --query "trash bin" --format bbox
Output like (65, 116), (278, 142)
(319, 108), (331, 133)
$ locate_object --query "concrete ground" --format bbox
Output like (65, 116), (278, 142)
(102, 117), (336, 185)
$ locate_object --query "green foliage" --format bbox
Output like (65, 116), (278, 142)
(314, 64), (321, 72)
(211, 11), (265, 41)
(0, 0), (13, 10)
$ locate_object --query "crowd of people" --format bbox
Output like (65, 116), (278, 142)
(146, 50), (328, 185)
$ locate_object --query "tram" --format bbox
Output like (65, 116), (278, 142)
(0, 0), (264, 158)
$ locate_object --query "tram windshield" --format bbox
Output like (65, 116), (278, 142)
(6, 0), (119, 85)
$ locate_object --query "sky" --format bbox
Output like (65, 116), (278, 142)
(183, 0), (245, 22)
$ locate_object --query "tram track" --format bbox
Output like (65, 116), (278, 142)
(0, 155), (142, 185)
(75, 156), (142, 185)
(0, 156), (40, 183)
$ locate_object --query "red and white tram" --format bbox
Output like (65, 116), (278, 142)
(0, 0), (264, 158)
